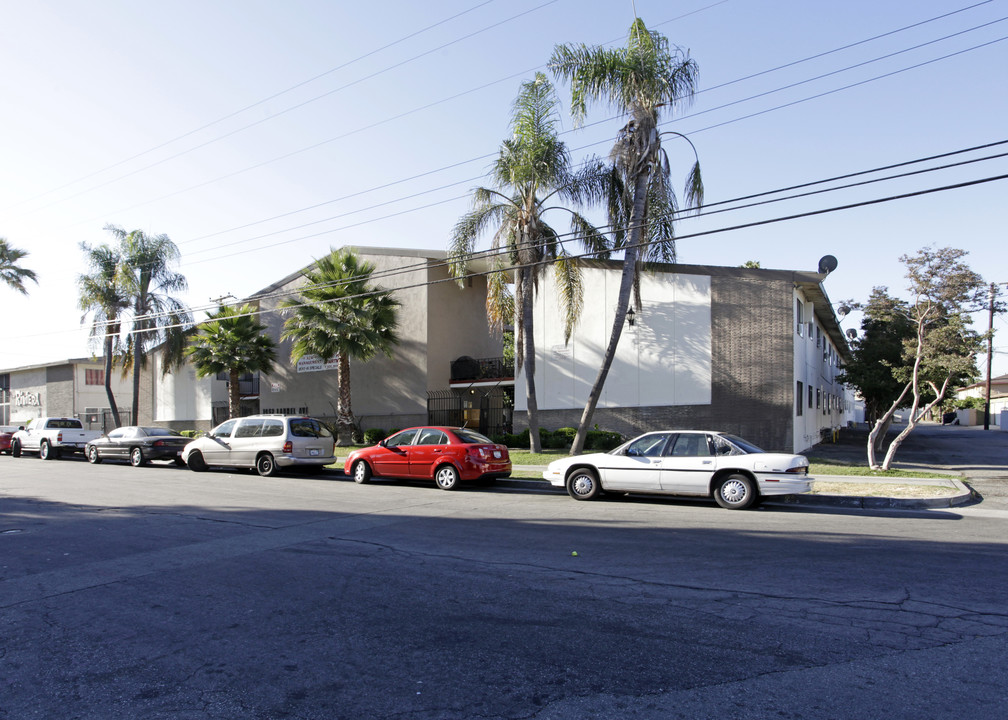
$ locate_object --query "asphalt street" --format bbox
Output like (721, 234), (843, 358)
(1, 426), (1007, 719)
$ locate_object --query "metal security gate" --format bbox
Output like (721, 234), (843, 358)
(427, 388), (512, 437)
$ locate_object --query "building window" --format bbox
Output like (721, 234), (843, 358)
(808, 385), (813, 409)
(796, 381), (804, 416)
(796, 300), (804, 336)
(816, 388), (821, 409)
(85, 369), (105, 386)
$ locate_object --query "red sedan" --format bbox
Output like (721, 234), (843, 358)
(0, 427), (14, 454)
(345, 426), (511, 490)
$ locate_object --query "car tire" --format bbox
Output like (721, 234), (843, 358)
(566, 467), (600, 500)
(714, 474), (757, 510)
(130, 447), (145, 467)
(11, 439), (22, 458)
(87, 445), (102, 464)
(173, 457), (185, 467)
(256, 452), (277, 477)
(187, 451), (208, 472)
(40, 440), (57, 461)
(352, 460), (372, 484)
(434, 464), (459, 490)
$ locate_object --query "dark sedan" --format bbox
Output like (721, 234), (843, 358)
(86, 426), (190, 467)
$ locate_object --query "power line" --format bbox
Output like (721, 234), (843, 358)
(17, 0), (564, 217)
(8, 0), (503, 207)
(178, 138), (1008, 268)
(177, 20), (1008, 254)
(10, 0), (992, 230)
(45, 165), (1008, 342)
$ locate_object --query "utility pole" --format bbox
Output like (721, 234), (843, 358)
(984, 282), (995, 430)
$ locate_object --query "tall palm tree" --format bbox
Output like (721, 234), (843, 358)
(448, 72), (609, 452)
(550, 18), (704, 454)
(0, 238), (38, 295)
(78, 241), (130, 427)
(280, 248), (400, 444)
(186, 304), (278, 419)
(106, 225), (193, 424)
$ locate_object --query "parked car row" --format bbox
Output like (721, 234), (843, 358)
(4, 415), (813, 510)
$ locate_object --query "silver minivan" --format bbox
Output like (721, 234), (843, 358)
(181, 415), (336, 476)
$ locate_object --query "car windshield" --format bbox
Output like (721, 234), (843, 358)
(453, 428), (493, 445)
(719, 434), (764, 454)
(289, 418), (332, 438)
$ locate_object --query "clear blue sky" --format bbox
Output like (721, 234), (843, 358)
(2, 0), (1006, 378)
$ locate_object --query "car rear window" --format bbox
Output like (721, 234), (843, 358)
(288, 418), (331, 438)
(720, 434), (764, 454)
(453, 428), (493, 445)
(46, 419), (84, 429)
(143, 427), (182, 437)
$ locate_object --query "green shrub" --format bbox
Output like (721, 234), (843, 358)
(542, 430), (569, 449)
(585, 430), (622, 451)
(363, 428), (385, 445)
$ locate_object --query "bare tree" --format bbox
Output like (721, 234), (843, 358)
(868, 247), (985, 470)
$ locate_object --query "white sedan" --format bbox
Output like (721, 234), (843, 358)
(543, 431), (812, 509)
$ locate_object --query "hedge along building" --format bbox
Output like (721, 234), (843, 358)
(147, 247), (511, 435)
(517, 260), (856, 453)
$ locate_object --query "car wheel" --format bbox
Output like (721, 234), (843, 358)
(130, 447), (145, 467)
(434, 464), (459, 490)
(714, 474), (757, 510)
(352, 460), (372, 484)
(187, 450), (208, 472)
(11, 439), (22, 458)
(566, 467), (600, 500)
(40, 440), (57, 461)
(87, 445), (102, 464)
(256, 453), (277, 477)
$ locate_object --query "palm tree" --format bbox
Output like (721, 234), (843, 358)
(550, 18), (704, 454)
(186, 304), (278, 419)
(280, 248), (400, 445)
(0, 238), (38, 295)
(106, 225), (193, 424)
(78, 241), (130, 428)
(448, 72), (609, 452)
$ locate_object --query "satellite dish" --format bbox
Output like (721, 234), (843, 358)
(818, 255), (838, 275)
(846, 328), (858, 340)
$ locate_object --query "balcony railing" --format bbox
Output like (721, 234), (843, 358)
(450, 356), (514, 383)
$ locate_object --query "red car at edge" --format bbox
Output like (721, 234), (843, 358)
(345, 426), (511, 490)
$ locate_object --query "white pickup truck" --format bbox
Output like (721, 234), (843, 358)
(11, 417), (103, 460)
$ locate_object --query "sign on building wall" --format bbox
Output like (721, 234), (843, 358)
(296, 356), (338, 373)
(14, 391), (41, 407)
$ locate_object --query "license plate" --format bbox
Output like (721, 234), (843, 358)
(309, 448), (319, 456)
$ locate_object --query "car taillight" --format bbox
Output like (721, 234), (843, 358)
(786, 466), (808, 475)
(153, 440), (165, 447)
(57, 432), (63, 443)
(283, 441), (293, 453)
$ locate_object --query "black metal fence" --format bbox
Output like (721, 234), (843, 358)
(427, 388), (512, 437)
(78, 410), (132, 433)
